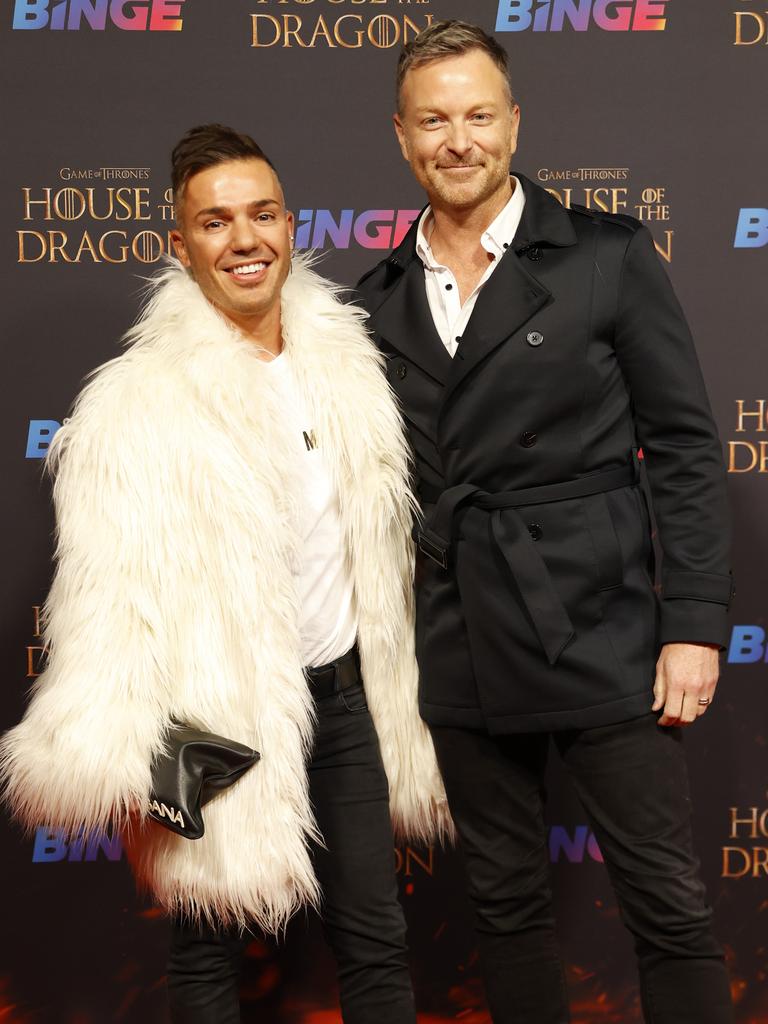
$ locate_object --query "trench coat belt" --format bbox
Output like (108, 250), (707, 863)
(416, 460), (640, 666)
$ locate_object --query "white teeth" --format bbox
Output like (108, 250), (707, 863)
(231, 262), (266, 276)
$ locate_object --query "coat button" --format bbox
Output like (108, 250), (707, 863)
(527, 246), (543, 261)
(520, 431), (538, 448)
(527, 523), (543, 541)
(526, 331), (544, 347)
(396, 363), (407, 380)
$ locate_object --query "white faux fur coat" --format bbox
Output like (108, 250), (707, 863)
(0, 259), (450, 931)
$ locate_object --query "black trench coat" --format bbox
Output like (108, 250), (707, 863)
(357, 174), (732, 733)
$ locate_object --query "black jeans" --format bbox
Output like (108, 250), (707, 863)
(167, 679), (416, 1024)
(430, 713), (734, 1024)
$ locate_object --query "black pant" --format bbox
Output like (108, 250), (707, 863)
(430, 713), (734, 1024)
(167, 679), (416, 1024)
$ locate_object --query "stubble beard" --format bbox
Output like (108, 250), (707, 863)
(425, 160), (510, 213)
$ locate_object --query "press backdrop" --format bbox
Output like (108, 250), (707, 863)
(1, 1), (766, 1021)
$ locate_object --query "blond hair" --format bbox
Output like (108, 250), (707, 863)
(396, 20), (514, 113)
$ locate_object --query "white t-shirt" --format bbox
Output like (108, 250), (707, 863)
(264, 351), (358, 668)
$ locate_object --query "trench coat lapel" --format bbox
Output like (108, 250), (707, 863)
(442, 175), (579, 405)
(371, 177), (578, 393)
(371, 249), (452, 386)
(441, 250), (550, 403)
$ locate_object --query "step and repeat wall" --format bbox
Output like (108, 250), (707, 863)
(1, 1), (766, 1021)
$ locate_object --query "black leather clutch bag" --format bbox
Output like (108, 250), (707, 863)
(148, 724), (260, 840)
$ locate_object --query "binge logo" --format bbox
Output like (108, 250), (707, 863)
(26, 419), (61, 459)
(727, 626), (768, 663)
(549, 825), (603, 863)
(295, 210), (419, 251)
(496, 0), (668, 32)
(13, 0), (185, 31)
(32, 827), (123, 862)
(734, 209), (768, 248)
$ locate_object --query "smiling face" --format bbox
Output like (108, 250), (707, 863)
(171, 157), (294, 342)
(394, 48), (520, 214)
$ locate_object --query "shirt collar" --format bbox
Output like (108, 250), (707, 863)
(415, 175), (526, 270)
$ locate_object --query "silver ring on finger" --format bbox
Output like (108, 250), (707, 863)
(697, 697), (711, 706)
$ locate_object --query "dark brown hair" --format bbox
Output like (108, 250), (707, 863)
(171, 123), (277, 201)
(396, 20), (514, 112)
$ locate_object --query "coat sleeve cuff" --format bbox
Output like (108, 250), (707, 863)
(662, 570), (734, 604)
(659, 598), (730, 650)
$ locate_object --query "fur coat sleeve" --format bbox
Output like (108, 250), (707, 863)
(1, 358), (174, 837)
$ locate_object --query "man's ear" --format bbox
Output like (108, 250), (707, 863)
(170, 229), (190, 267)
(393, 113), (410, 163)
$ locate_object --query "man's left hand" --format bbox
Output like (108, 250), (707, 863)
(652, 642), (720, 727)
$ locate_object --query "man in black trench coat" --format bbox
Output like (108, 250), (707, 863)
(357, 20), (735, 1024)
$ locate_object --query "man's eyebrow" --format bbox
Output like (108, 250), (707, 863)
(194, 199), (281, 219)
(413, 102), (499, 113)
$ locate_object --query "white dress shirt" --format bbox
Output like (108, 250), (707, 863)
(416, 177), (526, 357)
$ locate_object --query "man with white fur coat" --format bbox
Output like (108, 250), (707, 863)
(0, 124), (450, 1024)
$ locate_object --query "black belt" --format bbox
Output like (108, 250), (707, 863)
(416, 459), (640, 666)
(306, 644), (361, 700)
